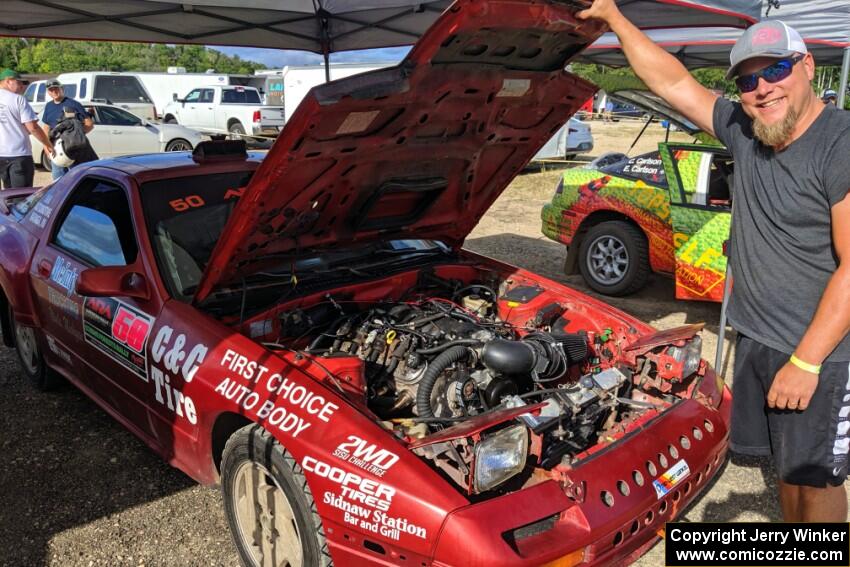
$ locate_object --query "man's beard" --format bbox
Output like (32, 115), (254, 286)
(753, 104), (799, 147)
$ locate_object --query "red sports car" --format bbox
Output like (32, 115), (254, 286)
(0, 2), (730, 566)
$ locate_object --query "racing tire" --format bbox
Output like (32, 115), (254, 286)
(228, 122), (247, 140)
(165, 138), (193, 152)
(222, 424), (332, 567)
(578, 221), (650, 296)
(9, 305), (59, 391)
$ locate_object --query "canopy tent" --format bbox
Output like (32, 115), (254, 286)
(584, 27), (849, 67)
(580, 0), (850, 104)
(0, 0), (760, 55)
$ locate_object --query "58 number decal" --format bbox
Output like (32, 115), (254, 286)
(112, 306), (152, 353)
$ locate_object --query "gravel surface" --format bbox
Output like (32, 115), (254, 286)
(3, 121), (843, 566)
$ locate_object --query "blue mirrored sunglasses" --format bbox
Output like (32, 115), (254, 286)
(735, 54), (804, 93)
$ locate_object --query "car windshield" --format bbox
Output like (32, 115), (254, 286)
(141, 171), (448, 305)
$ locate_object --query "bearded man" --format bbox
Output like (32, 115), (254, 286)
(579, 1), (850, 521)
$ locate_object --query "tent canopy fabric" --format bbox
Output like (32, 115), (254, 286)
(0, 0), (761, 55)
(582, 0), (850, 68)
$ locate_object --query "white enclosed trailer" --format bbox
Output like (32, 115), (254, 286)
(280, 63), (395, 122)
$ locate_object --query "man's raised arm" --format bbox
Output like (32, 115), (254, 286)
(578, 0), (718, 136)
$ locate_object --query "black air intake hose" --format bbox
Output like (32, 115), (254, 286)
(481, 340), (539, 375)
(416, 345), (471, 418)
(482, 332), (589, 382)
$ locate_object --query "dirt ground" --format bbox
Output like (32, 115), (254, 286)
(0, 120), (822, 566)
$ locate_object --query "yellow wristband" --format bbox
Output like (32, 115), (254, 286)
(789, 354), (821, 374)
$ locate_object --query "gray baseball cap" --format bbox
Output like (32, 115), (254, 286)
(726, 20), (808, 79)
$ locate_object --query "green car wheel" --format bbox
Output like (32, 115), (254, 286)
(578, 221), (650, 296)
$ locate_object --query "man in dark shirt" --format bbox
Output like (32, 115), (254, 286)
(580, 1), (850, 522)
(41, 79), (94, 180)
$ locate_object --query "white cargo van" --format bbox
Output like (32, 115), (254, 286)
(55, 72), (157, 121)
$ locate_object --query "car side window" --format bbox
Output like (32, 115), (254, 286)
(36, 82), (46, 103)
(53, 178), (139, 267)
(24, 82), (37, 102)
(670, 149), (733, 209)
(221, 89), (260, 104)
(97, 106), (141, 126)
(63, 84), (78, 99)
(185, 89), (202, 103)
(199, 89), (214, 103)
(600, 150), (667, 188)
(80, 78), (87, 99)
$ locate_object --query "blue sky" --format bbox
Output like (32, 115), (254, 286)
(214, 46), (411, 69)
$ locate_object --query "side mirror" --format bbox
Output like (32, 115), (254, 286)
(76, 266), (150, 301)
(172, 93), (178, 101)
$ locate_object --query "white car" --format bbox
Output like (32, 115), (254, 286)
(32, 103), (203, 170)
(533, 116), (594, 162)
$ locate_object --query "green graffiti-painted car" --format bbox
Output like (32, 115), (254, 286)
(541, 91), (733, 301)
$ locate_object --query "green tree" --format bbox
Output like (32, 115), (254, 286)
(0, 38), (264, 74)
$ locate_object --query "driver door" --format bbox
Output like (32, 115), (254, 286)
(29, 175), (163, 442)
(660, 143), (732, 302)
(180, 89), (203, 128)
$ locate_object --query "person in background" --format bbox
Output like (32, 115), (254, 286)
(0, 69), (53, 189)
(41, 79), (93, 180)
(822, 89), (838, 106)
(603, 98), (615, 122)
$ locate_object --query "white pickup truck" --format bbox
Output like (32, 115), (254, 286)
(161, 85), (285, 138)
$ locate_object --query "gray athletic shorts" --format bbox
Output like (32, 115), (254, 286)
(730, 334), (850, 487)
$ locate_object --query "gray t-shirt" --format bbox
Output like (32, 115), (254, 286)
(713, 97), (850, 361)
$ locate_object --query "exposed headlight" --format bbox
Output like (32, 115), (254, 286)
(474, 425), (528, 493)
(667, 335), (703, 379)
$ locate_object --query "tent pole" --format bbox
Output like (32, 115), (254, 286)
(839, 47), (850, 108)
(324, 49), (330, 82)
(715, 263), (732, 374)
(316, 8), (331, 83)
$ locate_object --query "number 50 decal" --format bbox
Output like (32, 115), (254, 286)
(169, 195), (205, 212)
(112, 305), (153, 353)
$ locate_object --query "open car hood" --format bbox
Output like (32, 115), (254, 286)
(611, 89), (702, 135)
(193, 0), (605, 302)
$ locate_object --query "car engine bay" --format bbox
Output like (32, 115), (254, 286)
(251, 263), (708, 495)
